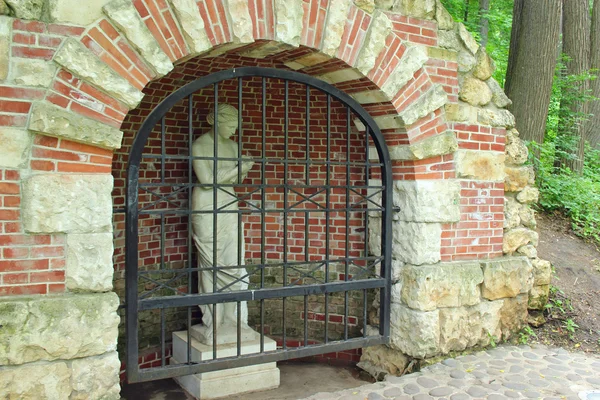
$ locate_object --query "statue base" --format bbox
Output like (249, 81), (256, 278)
(171, 330), (280, 400)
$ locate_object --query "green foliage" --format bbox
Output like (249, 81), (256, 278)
(518, 326), (537, 345)
(439, 0), (513, 84)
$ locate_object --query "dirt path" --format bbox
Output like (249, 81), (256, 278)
(534, 213), (600, 353)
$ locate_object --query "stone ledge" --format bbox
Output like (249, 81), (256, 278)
(0, 293), (120, 365)
(370, 131), (458, 162)
(22, 174), (113, 234)
(28, 101), (123, 150)
(54, 38), (144, 109)
(455, 149), (505, 182)
(481, 256), (533, 300)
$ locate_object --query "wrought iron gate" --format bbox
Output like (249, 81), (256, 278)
(125, 67), (393, 382)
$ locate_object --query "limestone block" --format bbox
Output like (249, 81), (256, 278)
(28, 101), (123, 149)
(390, 0), (435, 19)
(0, 293), (120, 365)
(70, 352), (121, 400)
(225, 0), (254, 43)
(504, 165), (534, 192)
(382, 45), (428, 100)
(504, 196), (521, 229)
(519, 204), (537, 229)
(435, 0), (454, 30)
(505, 130), (528, 165)
(457, 49), (476, 72)
(499, 294), (528, 339)
(394, 179), (460, 222)
(438, 305), (482, 353)
(358, 345), (409, 378)
(487, 78), (512, 108)
(393, 221), (441, 265)
(322, 0), (353, 56)
(438, 29), (461, 52)
(354, 0), (375, 13)
(481, 257), (533, 300)
(5, 0), (43, 19)
(66, 233), (114, 292)
(401, 262), (483, 311)
(240, 41), (293, 58)
(457, 23), (478, 54)
(274, 0), (303, 46)
(528, 284), (550, 310)
(459, 76), (492, 106)
(356, 10), (392, 75)
(455, 150), (505, 181)
(0, 128), (32, 168)
(55, 39), (144, 109)
(22, 174), (113, 234)
(411, 131), (458, 160)
(531, 258), (552, 286)
(427, 46), (457, 62)
(444, 102), (477, 123)
(478, 108), (516, 128)
(478, 299), (504, 344)
(516, 186), (539, 204)
(389, 303), (439, 358)
(472, 48), (495, 81)
(0, 1), (8, 15)
(0, 361), (71, 399)
(169, 0), (212, 53)
(103, 0), (173, 76)
(503, 227), (538, 254)
(399, 84), (447, 126)
(9, 58), (57, 87)
(517, 244), (537, 259)
(0, 16), (9, 81)
(47, 0), (112, 25)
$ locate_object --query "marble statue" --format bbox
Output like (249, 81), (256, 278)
(190, 103), (256, 345)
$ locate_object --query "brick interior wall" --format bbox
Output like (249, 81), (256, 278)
(112, 50), (380, 355)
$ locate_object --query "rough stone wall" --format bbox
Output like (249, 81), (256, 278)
(0, 0), (549, 396)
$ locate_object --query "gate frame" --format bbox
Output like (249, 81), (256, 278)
(125, 67), (393, 383)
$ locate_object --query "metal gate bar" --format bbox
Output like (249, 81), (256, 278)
(125, 67), (393, 383)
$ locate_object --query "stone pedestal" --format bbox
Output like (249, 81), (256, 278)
(171, 330), (280, 399)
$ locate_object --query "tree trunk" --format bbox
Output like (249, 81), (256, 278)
(559, 0), (590, 173)
(479, 0), (490, 47)
(464, 0), (469, 22)
(586, 0), (600, 150)
(504, 0), (561, 148)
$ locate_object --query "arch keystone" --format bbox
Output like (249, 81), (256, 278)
(103, 0), (173, 77)
(274, 0), (304, 46)
(355, 10), (392, 75)
(54, 38), (144, 109)
(321, 0), (353, 56)
(225, 0), (254, 44)
(28, 102), (123, 150)
(168, 0), (213, 55)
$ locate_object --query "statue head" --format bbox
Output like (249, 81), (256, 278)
(207, 104), (238, 139)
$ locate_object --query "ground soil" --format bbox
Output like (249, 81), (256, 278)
(532, 212), (600, 354)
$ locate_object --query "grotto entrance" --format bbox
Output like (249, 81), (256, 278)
(120, 65), (393, 383)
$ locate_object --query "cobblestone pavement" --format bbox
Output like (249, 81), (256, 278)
(302, 345), (600, 400)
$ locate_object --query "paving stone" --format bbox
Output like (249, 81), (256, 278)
(505, 374), (525, 382)
(413, 394), (434, 400)
(586, 377), (600, 385)
(404, 384), (421, 395)
(575, 368), (593, 375)
(417, 378), (439, 389)
(508, 365), (524, 373)
(367, 393), (385, 400)
(466, 387), (488, 396)
(502, 382), (528, 390)
(523, 392), (541, 399)
(548, 364), (569, 371)
(383, 387), (403, 397)
(429, 387), (454, 397)
(442, 359), (459, 367)
(449, 370), (466, 379)
(522, 352), (539, 360)
(472, 371), (487, 379)
(529, 378), (547, 387)
(488, 395), (506, 400)
(504, 391), (520, 398)
(449, 395), (470, 400)
(447, 380), (466, 389)
(566, 373), (581, 381)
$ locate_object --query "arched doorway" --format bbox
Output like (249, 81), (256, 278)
(124, 66), (393, 382)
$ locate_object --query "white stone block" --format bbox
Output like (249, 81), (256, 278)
(382, 45), (428, 100)
(0, 16), (10, 81)
(481, 257), (533, 300)
(399, 84), (448, 126)
(103, 0), (173, 76)
(355, 10), (392, 75)
(0, 293), (120, 365)
(66, 233), (114, 292)
(0, 360), (71, 399)
(54, 38), (144, 109)
(455, 149), (506, 181)
(169, 0), (212, 54)
(389, 303), (439, 358)
(70, 352), (121, 400)
(393, 221), (442, 265)
(0, 128), (32, 169)
(47, 0), (113, 25)
(22, 174), (113, 234)
(274, 0), (303, 46)
(322, 0), (353, 56)
(394, 180), (461, 223)
(9, 58), (57, 87)
(225, 0), (254, 43)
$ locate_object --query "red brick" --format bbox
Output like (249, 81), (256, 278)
(30, 270), (65, 283)
(31, 246), (64, 258)
(12, 46), (55, 60)
(0, 259), (49, 272)
(0, 284), (47, 296)
(13, 32), (36, 45)
(13, 19), (45, 33)
(0, 183), (19, 194)
(38, 35), (63, 48)
(2, 272), (29, 284)
(47, 24), (85, 36)
(32, 147), (87, 162)
(3, 196), (20, 208)
(2, 248), (29, 259)
(57, 162), (112, 173)
(99, 19), (121, 41)
(60, 140), (113, 157)
(48, 283), (66, 293)
(0, 86), (46, 100)
(0, 210), (19, 220)
(0, 112), (29, 125)
(0, 100), (31, 114)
